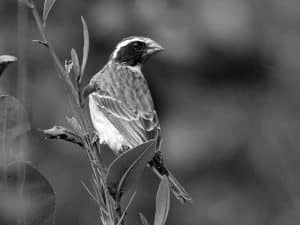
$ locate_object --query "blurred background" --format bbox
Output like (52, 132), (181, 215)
(2, 0), (300, 224)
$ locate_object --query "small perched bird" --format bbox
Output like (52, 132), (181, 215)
(83, 36), (192, 203)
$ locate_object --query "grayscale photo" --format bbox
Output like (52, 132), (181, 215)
(0, 1), (299, 225)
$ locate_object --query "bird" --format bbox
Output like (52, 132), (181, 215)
(82, 36), (192, 204)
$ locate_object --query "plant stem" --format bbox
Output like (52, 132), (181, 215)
(31, 4), (80, 104)
(27, 2), (117, 224)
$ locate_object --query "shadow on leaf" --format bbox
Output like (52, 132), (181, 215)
(106, 139), (156, 201)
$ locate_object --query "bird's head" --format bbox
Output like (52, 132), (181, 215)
(110, 36), (164, 66)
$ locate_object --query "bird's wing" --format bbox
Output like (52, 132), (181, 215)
(90, 63), (160, 148)
(91, 92), (158, 148)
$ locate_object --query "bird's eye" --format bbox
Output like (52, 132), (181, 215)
(132, 41), (143, 50)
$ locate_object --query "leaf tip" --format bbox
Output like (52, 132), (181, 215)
(139, 213), (150, 225)
(43, 0), (57, 26)
(154, 176), (170, 225)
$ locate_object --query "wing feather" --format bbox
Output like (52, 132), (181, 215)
(90, 62), (160, 148)
(91, 93), (149, 147)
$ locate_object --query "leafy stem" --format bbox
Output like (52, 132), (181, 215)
(24, 1), (174, 225)
(25, 1), (117, 224)
(30, 3), (79, 104)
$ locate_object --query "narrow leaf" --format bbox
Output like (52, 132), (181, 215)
(139, 213), (150, 225)
(116, 142), (155, 200)
(81, 181), (98, 203)
(21, 0), (34, 8)
(117, 192), (136, 225)
(70, 48), (80, 78)
(0, 161), (56, 225)
(64, 59), (73, 74)
(42, 126), (84, 147)
(89, 176), (108, 212)
(66, 116), (82, 134)
(79, 16), (89, 82)
(106, 140), (156, 201)
(0, 55), (17, 64)
(81, 181), (108, 214)
(154, 176), (170, 225)
(43, 0), (56, 27)
(32, 40), (49, 47)
(0, 55), (17, 76)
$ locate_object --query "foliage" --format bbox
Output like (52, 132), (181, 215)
(10, 0), (184, 224)
(0, 57), (56, 225)
(0, 55), (17, 77)
(106, 140), (156, 201)
(139, 176), (171, 225)
(154, 176), (170, 225)
(43, 0), (56, 27)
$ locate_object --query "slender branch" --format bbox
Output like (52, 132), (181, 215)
(26, 2), (118, 224)
(31, 4), (79, 104)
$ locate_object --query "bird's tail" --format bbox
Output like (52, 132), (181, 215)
(167, 170), (193, 204)
(149, 153), (192, 204)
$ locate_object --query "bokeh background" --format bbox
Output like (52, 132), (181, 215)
(2, 0), (300, 224)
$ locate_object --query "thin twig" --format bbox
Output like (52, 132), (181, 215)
(27, 2), (117, 224)
(31, 4), (79, 104)
(117, 192), (136, 225)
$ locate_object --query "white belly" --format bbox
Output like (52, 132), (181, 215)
(89, 94), (127, 153)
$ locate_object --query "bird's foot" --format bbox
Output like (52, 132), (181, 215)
(86, 131), (98, 144)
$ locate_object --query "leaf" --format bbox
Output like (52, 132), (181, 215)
(66, 116), (82, 134)
(79, 16), (89, 83)
(81, 181), (100, 206)
(0, 55), (17, 64)
(21, 0), (34, 8)
(70, 48), (80, 78)
(0, 95), (30, 165)
(117, 191), (136, 225)
(32, 40), (48, 47)
(0, 55), (17, 77)
(106, 140), (156, 201)
(0, 161), (56, 225)
(43, 0), (56, 27)
(64, 59), (73, 74)
(42, 126), (84, 147)
(139, 213), (150, 225)
(154, 176), (170, 225)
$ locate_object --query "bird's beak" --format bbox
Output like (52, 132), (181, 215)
(146, 41), (164, 55)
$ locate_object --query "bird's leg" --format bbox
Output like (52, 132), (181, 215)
(82, 131), (99, 148)
(149, 151), (169, 176)
(90, 131), (100, 145)
(90, 132), (106, 166)
(118, 145), (130, 154)
(156, 127), (162, 151)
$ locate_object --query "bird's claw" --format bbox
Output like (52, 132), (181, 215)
(90, 132), (100, 145)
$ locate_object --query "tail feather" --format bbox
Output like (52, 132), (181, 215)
(167, 170), (193, 204)
(149, 155), (192, 204)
